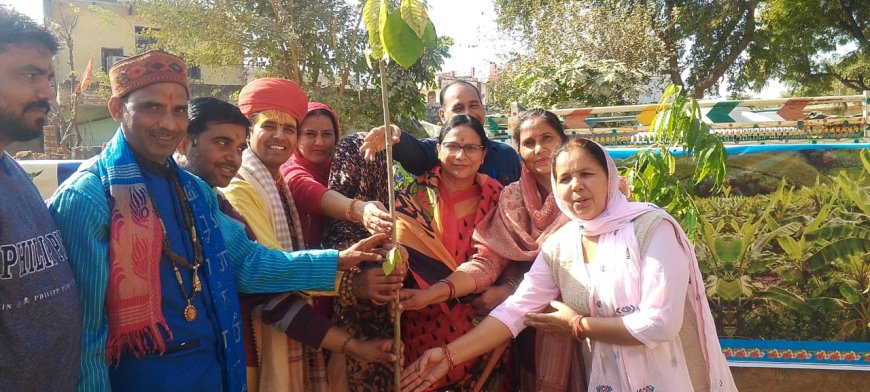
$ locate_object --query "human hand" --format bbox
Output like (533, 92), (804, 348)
(338, 233), (388, 270)
(360, 125), (402, 162)
(398, 288), (441, 311)
(401, 347), (449, 392)
(352, 266), (405, 303)
(470, 283), (513, 316)
(618, 175), (631, 199)
(360, 201), (394, 234)
(524, 300), (581, 335)
(345, 338), (398, 366)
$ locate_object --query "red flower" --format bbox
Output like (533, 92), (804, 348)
(815, 351), (828, 361)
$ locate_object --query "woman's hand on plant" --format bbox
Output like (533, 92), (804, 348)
(338, 233), (388, 270)
(359, 201), (393, 234)
(345, 338), (397, 366)
(361, 125), (402, 161)
(401, 347), (449, 392)
(352, 266), (405, 303)
(524, 300), (581, 335)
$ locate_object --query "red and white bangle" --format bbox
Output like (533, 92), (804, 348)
(441, 345), (455, 369)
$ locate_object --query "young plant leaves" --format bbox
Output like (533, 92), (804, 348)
(382, 10), (424, 69)
(400, 0), (428, 40)
(383, 247), (403, 275)
(362, 0), (383, 61)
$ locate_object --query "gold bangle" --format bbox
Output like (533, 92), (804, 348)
(345, 199), (360, 222)
(340, 336), (354, 355)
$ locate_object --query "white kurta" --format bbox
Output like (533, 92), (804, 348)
(490, 216), (735, 391)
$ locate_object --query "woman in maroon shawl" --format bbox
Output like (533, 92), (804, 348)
(281, 102), (392, 248)
(401, 109), (589, 391)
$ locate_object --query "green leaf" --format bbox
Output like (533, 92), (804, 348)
(756, 287), (810, 314)
(839, 285), (861, 304)
(400, 0), (428, 40)
(382, 247), (403, 275)
(362, 0), (383, 60)
(422, 20), (437, 49)
(382, 10), (424, 69)
(804, 228), (870, 270)
(378, 0), (389, 51)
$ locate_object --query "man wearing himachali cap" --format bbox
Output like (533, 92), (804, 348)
(48, 51), (392, 392)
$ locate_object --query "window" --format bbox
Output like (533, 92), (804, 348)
(101, 48), (124, 73)
(188, 66), (201, 80)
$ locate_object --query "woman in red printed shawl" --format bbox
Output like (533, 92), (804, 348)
(396, 114), (509, 391)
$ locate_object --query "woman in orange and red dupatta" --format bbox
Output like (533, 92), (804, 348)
(396, 114), (510, 391)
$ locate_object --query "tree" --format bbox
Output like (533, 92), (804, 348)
(735, 0), (870, 95)
(45, 1), (113, 151)
(493, 0), (759, 99)
(134, 0), (450, 134)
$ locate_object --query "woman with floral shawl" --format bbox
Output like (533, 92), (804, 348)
(402, 136), (737, 392)
(396, 115), (511, 391)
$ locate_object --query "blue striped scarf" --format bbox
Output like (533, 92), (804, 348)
(94, 130), (246, 391)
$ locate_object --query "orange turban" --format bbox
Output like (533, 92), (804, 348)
(109, 50), (189, 98)
(237, 78), (309, 123)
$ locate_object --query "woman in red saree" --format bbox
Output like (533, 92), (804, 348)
(396, 114), (509, 391)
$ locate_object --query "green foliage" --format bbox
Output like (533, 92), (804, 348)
(135, 0), (449, 133)
(383, 248), (402, 275)
(513, 58), (650, 109)
(361, 0), (431, 69)
(381, 11), (424, 68)
(624, 84), (727, 237)
(493, 0), (758, 98)
(736, 0), (870, 95)
(695, 153), (870, 341)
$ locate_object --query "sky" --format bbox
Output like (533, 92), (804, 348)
(3, 0), (785, 99)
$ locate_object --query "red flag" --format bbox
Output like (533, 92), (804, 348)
(76, 56), (93, 93)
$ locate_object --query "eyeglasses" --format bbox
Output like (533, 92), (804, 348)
(441, 142), (485, 156)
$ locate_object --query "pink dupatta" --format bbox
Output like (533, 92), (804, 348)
(552, 140), (736, 391)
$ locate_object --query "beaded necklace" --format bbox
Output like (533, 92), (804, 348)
(152, 175), (205, 322)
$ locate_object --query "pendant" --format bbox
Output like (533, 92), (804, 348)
(184, 303), (197, 322)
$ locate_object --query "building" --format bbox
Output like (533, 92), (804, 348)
(8, 0), (247, 155)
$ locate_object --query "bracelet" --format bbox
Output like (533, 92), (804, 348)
(340, 336), (354, 355)
(437, 279), (456, 301)
(441, 345), (455, 370)
(502, 278), (520, 292)
(345, 199), (360, 222)
(570, 314), (586, 341)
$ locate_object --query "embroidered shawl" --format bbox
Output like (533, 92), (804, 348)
(94, 130), (245, 390)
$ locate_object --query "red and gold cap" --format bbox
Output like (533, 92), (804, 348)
(109, 50), (189, 98)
